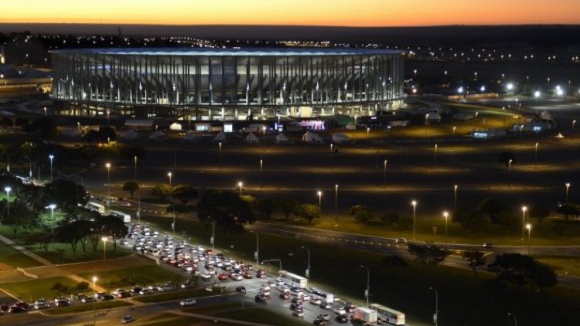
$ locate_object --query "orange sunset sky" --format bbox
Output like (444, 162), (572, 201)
(1, 0), (579, 26)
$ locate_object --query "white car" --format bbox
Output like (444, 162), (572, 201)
(179, 298), (197, 306)
(121, 315), (135, 324)
(310, 298), (322, 305)
(334, 307), (347, 315)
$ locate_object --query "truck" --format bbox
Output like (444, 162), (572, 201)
(352, 307), (378, 324)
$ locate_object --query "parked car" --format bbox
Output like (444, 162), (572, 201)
(235, 286), (246, 293)
(121, 315), (135, 324)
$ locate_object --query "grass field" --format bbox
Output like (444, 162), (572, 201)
(0, 241), (42, 269)
(1, 277), (88, 302)
(78, 265), (186, 292)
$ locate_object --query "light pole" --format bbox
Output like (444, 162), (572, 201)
(253, 231), (259, 265)
(101, 237), (107, 261)
(411, 200), (417, 240)
(566, 182), (571, 202)
(317, 191), (322, 216)
(429, 286), (439, 326)
(301, 246), (311, 278)
(452, 126), (456, 142)
(360, 265), (370, 308)
(443, 211), (448, 242)
(92, 276), (97, 326)
(534, 142), (539, 168)
(168, 172), (174, 236)
(209, 217), (215, 251)
(526, 223), (532, 255)
(4, 186), (11, 219)
(507, 312), (518, 326)
(453, 185), (458, 210)
(25, 156), (32, 181)
(47, 204), (56, 232)
(383, 159), (388, 189)
(434, 143), (438, 165)
(105, 163), (111, 210)
(49, 154), (54, 182)
(334, 184), (338, 219)
(218, 142), (222, 169)
(330, 144), (334, 169)
(134, 156), (137, 181)
(259, 157), (263, 189)
(521, 206), (527, 241)
(573, 119), (577, 132)
(238, 181), (243, 195)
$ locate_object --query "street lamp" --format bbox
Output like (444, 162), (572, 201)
(209, 217), (215, 251)
(253, 231), (260, 265)
(238, 181), (244, 195)
(566, 182), (571, 202)
(317, 191), (322, 215)
(454, 184), (458, 210)
(168, 172), (174, 236)
(25, 156), (33, 181)
(434, 143), (438, 165)
(49, 154), (54, 182)
(4, 186), (11, 219)
(133, 156), (137, 181)
(521, 206), (527, 241)
(101, 237), (107, 261)
(92, 276), (98, 326)
(259, 157), (263, 189)
(334, 184), (339, 218)
(526, 223), (532, 255)
(573, 120), (576, 132)
(105, 163), (111, 210)
(360, 265), (370, 308)
(218, 142), (222, 169)
(534, 142), (539, 168)
(383, 160), (388, 189)
(47, 204), (56, 232)
(301, 246), (311, 278)
(443, 211), (448, 241)
(507, 312), (518, 326)
(429, 286), (439, 326)
(411, 200), (417, 240)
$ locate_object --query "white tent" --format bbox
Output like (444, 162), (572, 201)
(332, 133), (350, 144)
(245, 132), (260, 144)
(149, 131), (165, 140)
(120, 129), (138, 140)
(213, 131), (227, 142)
(275, 133), (289, 144)
(302, 131), (323, 143)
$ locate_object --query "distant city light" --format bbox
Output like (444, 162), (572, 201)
(506, 83), (514, 91)
(534, 91), (541, 98)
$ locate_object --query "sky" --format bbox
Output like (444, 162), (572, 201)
(1, 0), (579, 27)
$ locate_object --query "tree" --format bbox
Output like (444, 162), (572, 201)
(488, 253), (558, 291)
(2, 200), (36, 235)
(293, 204), (320, 224)
(151, 184), (171, 201)
(381, 212), (400, 226)
(452, 207), (490, 234)
(276, 197), (299, 220)
(254, 198), (276, 220)
(101, 215), (128, 251)
(407, 243), (451, 268)
(42, 179), (88, 212)
(173, 185), (199, 205)
(355, 210), (374, 224)
(349, 204), (369, 215)
(529, 204), (550, 224)
(556, 203), (579, 220)
(197, 189), (255, 232)
(462, 250), (486, 276)
(382, 255), (408, 273)
(122, 181), (140, 199)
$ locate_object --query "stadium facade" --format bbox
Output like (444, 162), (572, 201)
(50, 48), (405, 121)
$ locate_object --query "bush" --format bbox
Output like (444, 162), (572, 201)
(398, 217), (413, 229)
(381, 212), (400, 226)
(51, 282), (68, 293)
(76, 281), (89, 290)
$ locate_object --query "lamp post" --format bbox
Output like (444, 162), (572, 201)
(566, 182), (571, 202)
(507, 312), (518, 326)
(92, 276), (98, 326)
(534, 142), (539, 168)
(443, 211), (448, 242)
(521, 206), (527, 241)
(330, 144), (334, 169)
(238, 181), (244, 195)
(526, 223), (532, 255)
(133, 156), (137, 181)
(49, 154), (54, 182)
(105, 163), (111, 210)
(573, 119), (577, 132)
(317, 191), (322, 216)
(47, 204), (56, 232)
(209, 217), (215, 251)
(334, 184), (338, 218)
(218, 142), (222, 169)
(301, 246), (311, 278)
(383, 160), (388, 189)
(360, 265), (370, 308)
(429, 286), (439, 326)
(411, 200), (417, 240)
(253, 231), (259, 265)
(4, 186), (11, 219)
(101, 237), (107, 261)
(168, 172), (174, 236)
(25, 156), (32, 181)
(453, 185), (458, 210)
(259, 157), (263, 189)
(434, 143), (438, 165)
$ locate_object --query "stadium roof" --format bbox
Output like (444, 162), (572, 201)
(50, 47), (403, 57)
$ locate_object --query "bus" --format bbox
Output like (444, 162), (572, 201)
(369, 303), (405, 325)
(110, 210), (131, 223)
(278, 270), (308, 289)
(86, 202), (106, 215)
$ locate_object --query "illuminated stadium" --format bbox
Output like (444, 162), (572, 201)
(50, 48), (405, 121)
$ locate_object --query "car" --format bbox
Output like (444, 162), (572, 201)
(335, 315), (349, 323)
(292, 310), (304, 317)
(310, 298), (322, 305)
(483, 243), (494, 248)
(395, 238), (407, 244)
(334, 307), (347, 315)
(121, 315), (135, 324)
(317, 313), (331, 321)
(179, 298), (197, 306)
(54, 298), (70, 307)
(254, 294), (267, 303)
(181, 282), (194, 289)
(218, 273), (229, 281)
(279, 293), (290, 300)
(81, 296), (96, 303)
(313, 319), (329, 326)
(34, 299), (50, 310)
(319, 302), (332, 309)
(235, 286), (246, 293)
(260, 290), (271, 297)
(290, 303), (303, 311)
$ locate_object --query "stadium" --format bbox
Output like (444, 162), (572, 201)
(50, 48), (405, 122)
